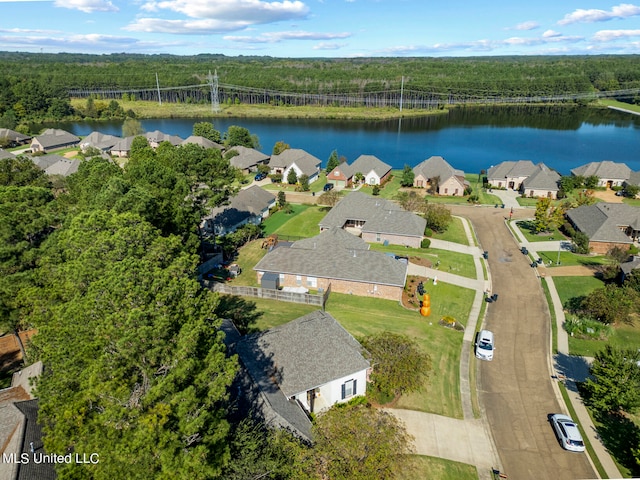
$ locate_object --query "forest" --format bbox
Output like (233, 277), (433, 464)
(1, 52), (640, 125)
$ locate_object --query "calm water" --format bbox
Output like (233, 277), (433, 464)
(49, 106), (640, 175)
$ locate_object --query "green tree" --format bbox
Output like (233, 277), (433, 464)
(400, 164), (414, 187)
(122, 117), (144, 137)
(272, 140), (290, 156)
(580, 284), (639, 325)
(297, 173), (309, 192)
(318, 189), (340, 207)
(192, 121), (221, 143)
(395, 191), (425, 212)
(0, 155), (51, 188)
(532, 197), (563, 233)
(29, 211), (238, 479)
(360, 332), (431, 397)
(326, 150), (340, 173)
(583, 345), (640, 413)
(625, 184), (640, 198)
(277, 191), (287, 209)
(423, 203), (452, 233)
(224, 125), (255, 148)
(287, 168), (298, 185)
(308, 403), (414, 480)
(572, 231), (590, 254)
(354, 172), (364, 184)
(584, 175), (599, 189)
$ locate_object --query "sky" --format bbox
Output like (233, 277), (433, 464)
(1, 1), (640, 57)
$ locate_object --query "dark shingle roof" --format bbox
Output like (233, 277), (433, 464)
(227, 146), (270, 170)
(319, 191), (426, 238)
(413, 155), (462, 181)
(15, 399), (57, 480)
(33, 129), (80, 149)
(350, 154), (391, 178)
(566, 203), (639, 243)
(181, 135), (224, 150)
(204, 185), (275, 230)
(521, 164), (560, 191)
(254, 226), (407, 287)
(269, 149), (321, 177)
(0, 128), (30, 143)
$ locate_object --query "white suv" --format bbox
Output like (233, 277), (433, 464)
(475, 330), (494, 361)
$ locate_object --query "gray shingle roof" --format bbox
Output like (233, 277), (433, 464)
(145, 130), (183, 146)
(521, 164), (560, 191)
(80, 131), (121, 151)
(570, 161), (631, 180)
(625, 171), (640, 187)
(110, 136), (135, 153)
(236, 311), (370, 398)
(413, 155), (461, 182)
(0, 128), (30, 143)
(269, 149), (321, 177)
(350, 154), (391, 178)
(181, 135), (224, 150)
(254, 226), (408, 287)
(0, 149), (16, 160)
(204, 185), (275, 230)
(566, 203), (638, 243)
(487, 160), (538, 180)
(319, 191), (426, 238)
(33, 129), (80, 149)
(227, 145), (270, 170)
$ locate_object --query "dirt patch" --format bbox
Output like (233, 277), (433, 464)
(591, 189), (623, 203)
(540, 265), (599, 277)
(403, 275), (431, 310)
(63, 150), (79, 159)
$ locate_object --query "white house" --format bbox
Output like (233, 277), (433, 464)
(571, 161), (631, 188)
(232, 310), (370, 441)
(269, 148), (322, 183)
(487, 160), (539, 190)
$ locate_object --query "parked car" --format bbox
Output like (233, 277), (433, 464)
(254, 172), (267, 181)
(549, 414), (585, 452)
(475, 329), (494, 361)
(323, 183), (334, 191)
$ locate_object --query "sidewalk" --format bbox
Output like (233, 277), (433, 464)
(510, 220), (623, 479)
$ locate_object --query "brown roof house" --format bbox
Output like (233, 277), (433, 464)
(412, 155), (468, 196)
(571, 161), (631, 188)
(226, 310), (370, 442)
(30, 129), (80, 153)
(487, 160), (542, 190)
(201, 185), (276, 236)
(520, 164), (561, 199)
(319, 191), (426, 248)
(565, 203), (640, 254)
(226, 145), (270, 174)
(326, 154), (392, 188)
(254, 227), (408, 301)
(268, 148), (322, 183)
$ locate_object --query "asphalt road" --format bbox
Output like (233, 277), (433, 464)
(451, 206), (594, 480)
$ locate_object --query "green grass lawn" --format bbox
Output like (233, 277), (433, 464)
(431, 216), (469, 245)
(552, 276), (605, 306)
(515, 220), (567, 242)
(262, 204), (329, 237)
(401, 455), (478, 480)
(537, 251), (608, 268)
(568, 319), (640, 356)
(263, 172), (328, 193)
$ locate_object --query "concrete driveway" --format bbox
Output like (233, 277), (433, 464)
(450, 205), (595, 480)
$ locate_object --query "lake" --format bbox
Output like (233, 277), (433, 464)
(49, 105), (640, 175)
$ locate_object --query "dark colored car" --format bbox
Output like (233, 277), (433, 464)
(323, 183), (334, 191)
(254, 172), (267, 181)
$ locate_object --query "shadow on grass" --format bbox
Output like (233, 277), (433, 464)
(215, 295), (264, 335)
(0, 350), (23, 389)
(593, 410), (640, 477)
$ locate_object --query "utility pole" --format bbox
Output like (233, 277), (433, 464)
(208, 69), (220, 113)
(155, 72), (162, 106)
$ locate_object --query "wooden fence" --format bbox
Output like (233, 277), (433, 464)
(0, 330), (37, 359)
(204, 281), (331, 310)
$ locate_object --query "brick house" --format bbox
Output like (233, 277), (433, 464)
(326, 154), (392, 188)
(30, 129), (80, 153)
(487, 160), (540, 190)
(412, 155), (468, 196)
(571, 161), (631, 188)
(565, 203), (639, 254)
(520, 164), (561, 199)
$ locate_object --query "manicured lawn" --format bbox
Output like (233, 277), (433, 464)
(552, 276), (605, 307)
(359, 171), (403, 199)
(568, 319), (640, 356)
(431, 216), (469, 245)
(262, 204), (329, 238)
(369, 243), (477, 279)
(401, 455), (478, 480)
(537, 251), (608, 268)
(263, 172), (328, 193)
(515, 220), (567, 242)
(230, 239), (266, 287)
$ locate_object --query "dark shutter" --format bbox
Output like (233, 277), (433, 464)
(353, 379), (357, 396)
(341, 383), (346, 400)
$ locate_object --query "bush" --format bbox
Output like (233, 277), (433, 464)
(421, 238), (431, 248)
(424, 228), (433, 237)
(564, 315), (613, 340)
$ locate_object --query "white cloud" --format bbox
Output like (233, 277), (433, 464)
(512, 21), (539, 31)
(139, 0), (309, 23)
(53, 0), (119, 13)
(125, 17), (247, 34)
(224, 30), (350, 43)
(542, 30), (562, 38)
(592, 29), (640, 41)
(558, 3), (640, 25)
(313, 42), (346, 50)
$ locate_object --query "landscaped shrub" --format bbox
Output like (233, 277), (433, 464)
(424, 228), (433, 237)
(421, 238), (431, 248)
(564, 315), (613, 340)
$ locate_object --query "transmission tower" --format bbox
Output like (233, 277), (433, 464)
(208, 69), (220, 113)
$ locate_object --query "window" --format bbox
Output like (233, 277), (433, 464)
(279, 273), (285, 282)
(307, 276), (317, 288)
(341, 379), (357, 399)
(334, 171), (339, 176)
(296, 275), (302, 286)
(376, 233), (381, 241)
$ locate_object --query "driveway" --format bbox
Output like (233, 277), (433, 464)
(450, 205), (594, 480)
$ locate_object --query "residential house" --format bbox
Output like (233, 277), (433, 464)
(30, 129), (80, 153)
(201, 185), (276, 236)
(624, 171), (640, 197)
(254, 227), (408, 300)
(80, 131), (121, 153)
(0, 128), (30, 147)
(228, 310), (370, 442)
(621, 255), (640, 281)
(319, 191), (426, 248)
(145, 130), (183, 148)
(520, 164), (561, 199)
(0, 149), (16, 160)
(268, 148), (321, 183)
(31, 154), (81, 177)
(0, 361), (56, 480)
(565, 203), (640, 254)
(181, 135), (224, 151)
(226, 145), (270, 174)
(110, 136), (136, 157)
(412, 155), (468, 196)
(487, 160), (540, 190)
(571, 161), (631, 188)
(326, 154), (392, 188)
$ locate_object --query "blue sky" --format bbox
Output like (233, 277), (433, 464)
(1, 1), (640, 57)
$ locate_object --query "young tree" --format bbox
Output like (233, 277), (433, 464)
(287, 168), (298, 185)
(318, 189), (340, 207)
(309, 403), (415, 480)
(428, 175), (440, 195)
(277, 191), (287, 209)
(297, 174), (310, 192)
(272, 140), (290, 156)
(122, 117), (144, 137)
(400, 164), (414, 187)
(326, 150), (340, 174)
(532, 197), (563, 233)
(354, 172), (364, 184)
(583, 345), (640, 414)
(395, 191), (425, 212)
(423, 203), (452, 233)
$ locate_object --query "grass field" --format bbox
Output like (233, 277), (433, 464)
(431, 216), (469, 245)
(537, 251), (608, 268)
(515, 220), (567, 242)
(552, 276), (605, 306)
(401, 455), (478, 480)
(262, 204), (328, 237)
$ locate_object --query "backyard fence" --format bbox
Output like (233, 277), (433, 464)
(204, 281), (331, 310)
